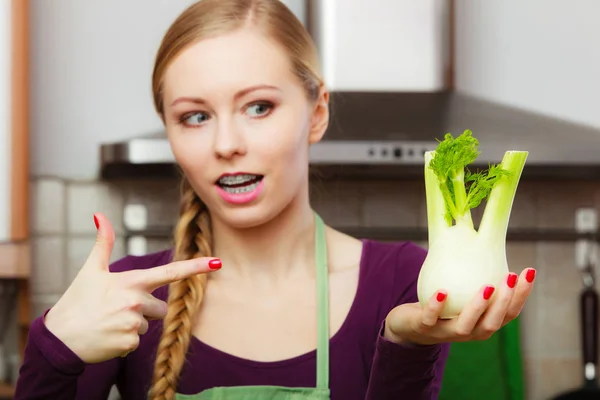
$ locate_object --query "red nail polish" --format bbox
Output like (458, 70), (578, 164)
(526, 268), (536, 283)
(483, 286), (495, 300)
(208, 259), (222, 270)
(94, 215), (99, 230)
(436, 292), (447, 302)
(507, 273), (518, 288)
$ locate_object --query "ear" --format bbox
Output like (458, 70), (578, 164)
(308, 86), (330, 144)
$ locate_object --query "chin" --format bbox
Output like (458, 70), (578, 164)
(213, 206), (275, 229)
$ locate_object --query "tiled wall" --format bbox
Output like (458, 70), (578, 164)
(23, 175), (600, 399)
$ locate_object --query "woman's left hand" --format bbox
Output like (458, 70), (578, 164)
(384, 268), (536, 346)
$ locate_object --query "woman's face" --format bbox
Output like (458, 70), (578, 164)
(162, 28), (328, 228)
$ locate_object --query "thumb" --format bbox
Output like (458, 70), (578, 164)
(84, 213), (115, 270)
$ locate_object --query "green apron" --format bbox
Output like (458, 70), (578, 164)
(175, 213), (331, 400)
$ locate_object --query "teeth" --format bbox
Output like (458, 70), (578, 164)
(221, 180), (261, 194)
(218, 174), (259, 185)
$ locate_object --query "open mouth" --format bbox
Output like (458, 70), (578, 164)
(216, 174), (264, 194)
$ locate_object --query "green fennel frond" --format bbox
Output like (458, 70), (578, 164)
(465, 165), (511, 210)
(429, 130), (480, 181)
(427, 129), (512, 226)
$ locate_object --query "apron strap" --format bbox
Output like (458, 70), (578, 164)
(314, 213), (330, 390)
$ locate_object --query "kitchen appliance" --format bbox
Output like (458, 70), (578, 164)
(99, 1), (600, 181)
(100, 91), (600, 181)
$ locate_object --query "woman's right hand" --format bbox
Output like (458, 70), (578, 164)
(44, 213), (221, 364)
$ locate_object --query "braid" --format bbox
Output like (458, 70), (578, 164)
(149, 179), (212, 400)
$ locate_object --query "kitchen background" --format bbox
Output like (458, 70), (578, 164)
(1, 0), (600, 399)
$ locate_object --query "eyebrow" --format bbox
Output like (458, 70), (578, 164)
(170, 84), (281, 106)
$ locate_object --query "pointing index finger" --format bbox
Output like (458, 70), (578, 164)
(128, 257), (222, 292)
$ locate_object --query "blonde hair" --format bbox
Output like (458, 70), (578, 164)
(148, 1), (323, 398)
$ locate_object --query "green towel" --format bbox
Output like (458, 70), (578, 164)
(439, 317), (525, 400)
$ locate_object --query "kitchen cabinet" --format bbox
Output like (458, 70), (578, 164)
(0, 0), (29, 250)
(1, 0), (29, 244)
(0, 0), (31, 396)
(308, 0), (452, 92)
(0, 0), (29, 252)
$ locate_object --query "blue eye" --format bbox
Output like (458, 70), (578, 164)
(247, 103), (272, 117)
(182, 112), (209, 126)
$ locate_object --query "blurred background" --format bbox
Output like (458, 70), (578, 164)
(1, 0), (600, 399)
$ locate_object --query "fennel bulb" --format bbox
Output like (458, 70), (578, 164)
(416, 130), (528, 319)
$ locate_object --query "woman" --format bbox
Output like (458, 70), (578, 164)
(15, 1), (535, 399)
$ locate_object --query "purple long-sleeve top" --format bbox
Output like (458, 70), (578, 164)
(15, 240), (449, 400)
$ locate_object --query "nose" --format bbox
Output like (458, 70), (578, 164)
(212, 118), (247, 159)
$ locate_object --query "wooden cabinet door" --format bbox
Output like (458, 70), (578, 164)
(0, 0), (28, 245)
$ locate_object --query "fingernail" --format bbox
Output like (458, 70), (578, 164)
(436, 292), (447, 302)
(208, 258), (222, 270)
(94, 214), (99, 230)
(483, 285), (495, 300)
(526, 268), (536, 283)
(507, 273), (518, 289)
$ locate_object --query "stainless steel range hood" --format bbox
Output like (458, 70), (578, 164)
(100, 90), (600, 181)
(100, 1), (600, 181)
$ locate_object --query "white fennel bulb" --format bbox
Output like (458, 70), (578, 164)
(417, 130), (528, 319)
